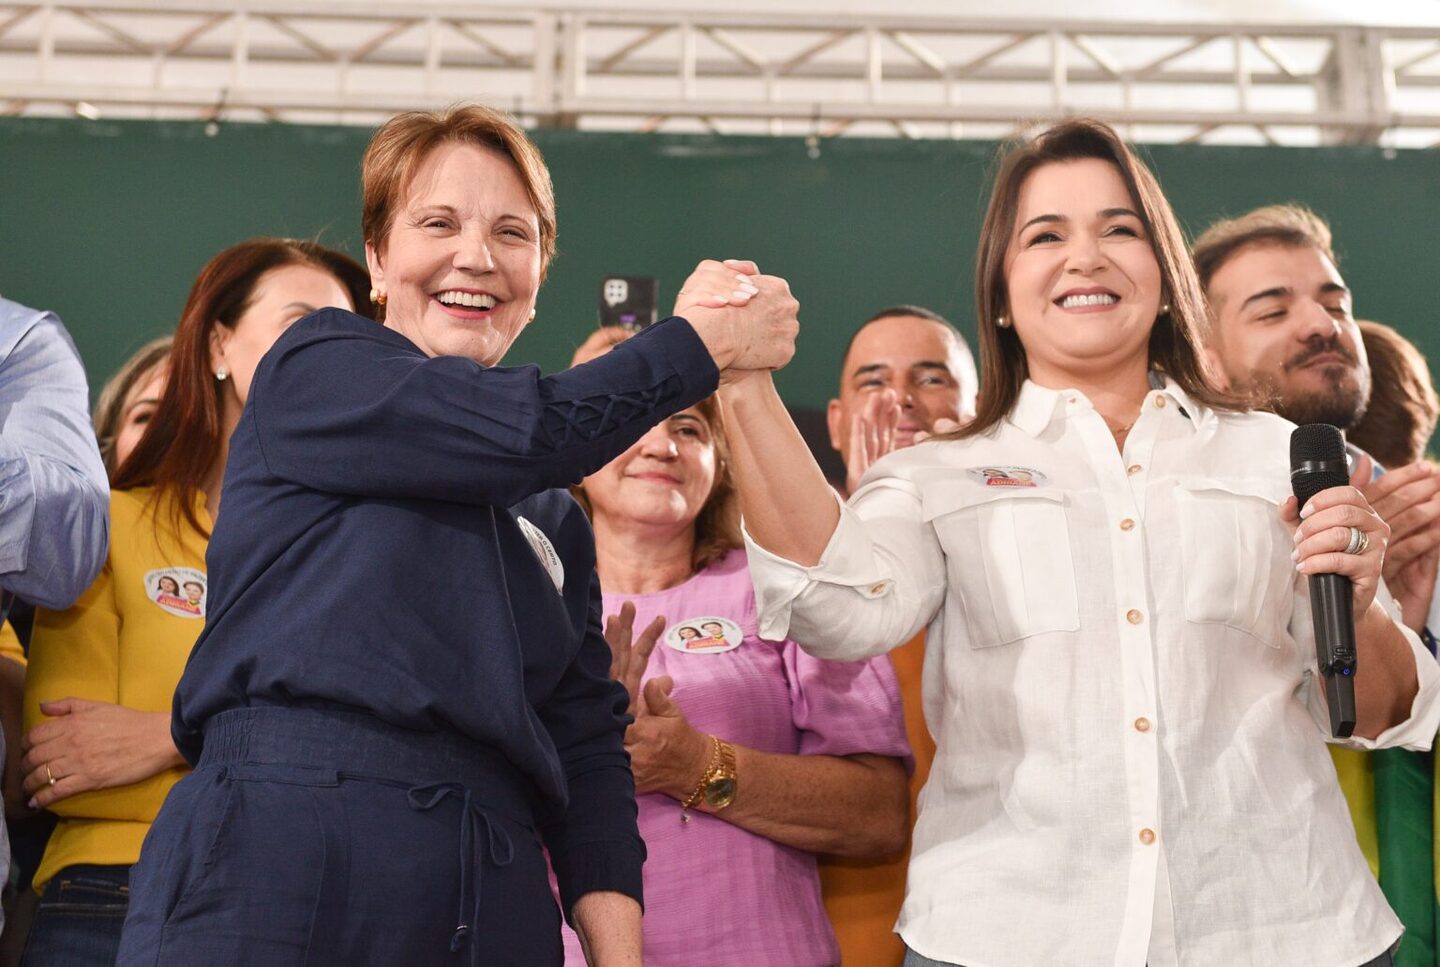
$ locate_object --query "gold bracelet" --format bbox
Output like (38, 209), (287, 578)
(680, 734), (720, 824)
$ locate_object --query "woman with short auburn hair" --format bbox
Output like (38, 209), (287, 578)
(716, 118), (1438, 966)
(20, 237), (361, 966)
(116, 104), (798, 966)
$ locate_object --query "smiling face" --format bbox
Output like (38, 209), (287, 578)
(211, 263), (352, 406)
(366, 141), (542, 365)
(582, 407), (718, 533)
(826, 314), (977, 458)
(1002, 158), (1163, 388)
(1205, 242), (1369, 428)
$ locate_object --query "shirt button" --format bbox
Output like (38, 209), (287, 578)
(1127, 464), (1143, 476)
(1154, 397), (1167, 409)
(1119, 518), (1135, 531)
(1134, 717), (1152, 733)
(1126, 609), (1144, 625)
(1139, 827), (1157, 845)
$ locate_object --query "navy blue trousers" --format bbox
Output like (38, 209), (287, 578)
(116, 707), (562, 966)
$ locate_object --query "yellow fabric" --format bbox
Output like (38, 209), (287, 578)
(24, 487), (209, 893)
(0, 620), (26, 667)
(821, 632), (936, 966)
(1331, 745), (1380, 880)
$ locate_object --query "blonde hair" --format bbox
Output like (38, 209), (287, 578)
(1192, 204), (1337, 293)
(361, 104), (557, 294)
(93, 335), (172, 480)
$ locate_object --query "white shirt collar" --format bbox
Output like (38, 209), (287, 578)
(1008, 373), (1213, 438)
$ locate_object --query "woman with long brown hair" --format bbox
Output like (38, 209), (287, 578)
(716, 119), (1439, 966)
(17, 238), (365, 965)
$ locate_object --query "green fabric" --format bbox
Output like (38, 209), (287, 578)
(1374, 748), (1436, 967)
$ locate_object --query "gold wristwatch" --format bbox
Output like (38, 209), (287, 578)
(681, 735), (738, 822)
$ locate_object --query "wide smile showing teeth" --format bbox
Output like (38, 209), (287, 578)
(436, 291), (497, 310)
(1059, 292), (1119, 308)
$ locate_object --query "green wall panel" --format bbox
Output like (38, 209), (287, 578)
(1, 118), (1435, 434)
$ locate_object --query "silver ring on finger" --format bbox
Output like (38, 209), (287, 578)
(1343, 526), (1369, 555)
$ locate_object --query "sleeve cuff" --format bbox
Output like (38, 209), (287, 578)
(631, 317), (720, 402)
(1339, 614), (1440, 752)
(554, 839), (646, 926)
(743, 490), (898, 641)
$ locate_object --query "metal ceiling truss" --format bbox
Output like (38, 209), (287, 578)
(1, 2), (1437, 145)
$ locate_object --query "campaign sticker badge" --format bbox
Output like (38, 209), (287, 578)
(516, 516), (565, 592)
(965, 466), (1047, 488)
(664, 616), (743, 655)
(145, 567), (207, 619)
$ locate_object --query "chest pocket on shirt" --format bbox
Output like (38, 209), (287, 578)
(922, 485), (1080, 649)
(1175, 478), (1288, 646)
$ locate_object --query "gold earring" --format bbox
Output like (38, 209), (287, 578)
(995, 314), (1010, 329)
(369, 288), (386, 307)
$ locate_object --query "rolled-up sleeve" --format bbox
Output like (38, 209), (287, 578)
(0, 302), (108, 609)
(745, 477), (946, 662)
(1301, 578), (1440, 751)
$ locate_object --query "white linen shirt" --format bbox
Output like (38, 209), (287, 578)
(746, 378), (1440, 967)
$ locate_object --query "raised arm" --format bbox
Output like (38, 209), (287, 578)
(253, 263), (797, 509)
(718, 372), (841, 566)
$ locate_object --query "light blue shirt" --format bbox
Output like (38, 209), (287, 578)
(0, 298), (108, 610)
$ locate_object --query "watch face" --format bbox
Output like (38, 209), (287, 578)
(703, 778), (737, 808)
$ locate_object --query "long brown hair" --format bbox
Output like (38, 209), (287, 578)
(961, 118), (1240, 439)
(112, 238), (369, 535)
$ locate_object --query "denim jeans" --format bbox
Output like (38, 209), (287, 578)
(902, 945), (1397, 967)
(21, 864), (130, 967)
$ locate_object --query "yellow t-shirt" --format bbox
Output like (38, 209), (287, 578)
(24, 486), (210, 893)
(0, 619), (25, 666)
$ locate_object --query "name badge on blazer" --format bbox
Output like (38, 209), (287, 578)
(515, 517), (565, 592)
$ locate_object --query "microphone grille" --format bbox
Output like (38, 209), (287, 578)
(1290, 423), (1348, 506)
(1290, 423), (1345, 467)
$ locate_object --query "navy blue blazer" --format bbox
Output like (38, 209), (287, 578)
(172, 309), (719, 913)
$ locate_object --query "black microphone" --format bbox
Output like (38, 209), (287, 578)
(1290, 423), (1357, 738)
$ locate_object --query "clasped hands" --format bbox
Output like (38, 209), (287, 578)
(603, 603), (710, 801)
(673, 259), (799, 384)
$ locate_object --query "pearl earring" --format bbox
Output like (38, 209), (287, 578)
(528, 307), (537, 323)
(995, 314), (1010, 329)
(369, 288), (386, 307)
(1160, 302), (1171, 316)
(215, 364), (229, 382)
